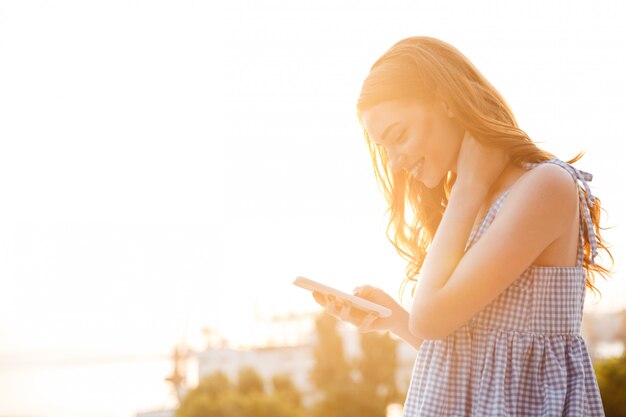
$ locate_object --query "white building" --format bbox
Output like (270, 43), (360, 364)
(581, 309), (626, 359)
(143, 309), (625, 417)
(194, 320), (418, 403)
(135, 409), (174, 417)
(195, 343), (317, 398)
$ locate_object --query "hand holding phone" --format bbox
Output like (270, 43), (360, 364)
(294, 276), (417, 346)
(293, 276), (392, 317)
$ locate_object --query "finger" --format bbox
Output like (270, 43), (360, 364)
(330, 296), (345, 312)
(339, 303), (351, 321)
(312, 291), (326, 306)
(325, 299), (340, 317)
(324, 299), (334, 315)
(362, 312), (379, 327)
(353, 285), (372, 298)
(357, 312), (379, 332)
(347, 309), (367, 325)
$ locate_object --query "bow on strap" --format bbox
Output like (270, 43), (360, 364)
(541, 159), (599, 264)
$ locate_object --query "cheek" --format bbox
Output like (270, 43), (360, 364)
(422, 136), (454, 185)
(421, 112), (434, 137)
(406, 112), (433, 147)
(445, 129), (464, 168)
(428, 118), (461, 170)
(418, 114), (439, 159)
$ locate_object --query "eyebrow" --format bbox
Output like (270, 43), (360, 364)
(375, 122), (401, 145)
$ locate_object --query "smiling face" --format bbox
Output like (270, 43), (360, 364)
(360, 99), (465, 189)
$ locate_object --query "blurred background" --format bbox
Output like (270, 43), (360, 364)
(0, 0), (625, 416)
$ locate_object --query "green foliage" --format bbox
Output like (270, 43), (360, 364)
(310, 313), (401, 417)
(194, 371), (231, 400)
(177, 312), (403, 417)
(217, 391), (302, 417)
(272, 373), (302, 408)
(310, 383), (387, 417)
(175, 373), (230, 417)
(356, 331), (401, 404)
(310, 314), (351, 391)
(175, 371), (304, 417)
(237, 367), (265, 396)
(595, 353), (626, 417)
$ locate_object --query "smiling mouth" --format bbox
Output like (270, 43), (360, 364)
(409, 157), (425, 178)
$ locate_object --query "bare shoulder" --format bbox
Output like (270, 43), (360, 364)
(498, 162), (579, 233)
(516, 162), (578, 197)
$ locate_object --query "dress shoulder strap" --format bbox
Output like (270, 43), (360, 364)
(523, 158), (598, 266)
(464, 188), (512, 252)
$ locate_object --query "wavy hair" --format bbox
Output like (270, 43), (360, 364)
(356, 36), (612, 301)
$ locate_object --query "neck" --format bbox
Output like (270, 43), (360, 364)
(488, 162), (527, 200)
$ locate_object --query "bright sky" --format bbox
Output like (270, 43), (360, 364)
(1, 1), (625, 416)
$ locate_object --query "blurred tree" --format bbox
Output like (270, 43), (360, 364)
(309, 313), (400, 417)
(310, 313), (351, 391)
(272, 373), (302, 408)
(175, 370), (305, 417)
(595, 353), (626, 417)
(175, 372), (231, 417)
(618, 310), (626, 350)
(356, 331), (401, 405)
(310, 383), (387, 417)
(237, 367), (265, 395)
(194, 371), (231, 400)
(217, 391), (303, 417)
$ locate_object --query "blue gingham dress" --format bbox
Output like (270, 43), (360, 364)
(402, 159), (605, 416)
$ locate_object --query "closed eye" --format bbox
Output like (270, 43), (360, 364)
(392, 129), (407, 145)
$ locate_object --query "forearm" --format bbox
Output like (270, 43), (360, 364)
(407, 183), (488, 338)
(417, 183), (488, 292)
(390, 308), (423, 350)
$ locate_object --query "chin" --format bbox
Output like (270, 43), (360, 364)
(420, 175), (438, 189)
(421, 172), (447, 189)
(418, 178), (437, 189)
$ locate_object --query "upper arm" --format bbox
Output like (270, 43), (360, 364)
(410, 164), (579, 339)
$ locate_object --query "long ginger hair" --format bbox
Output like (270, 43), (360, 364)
(356, 36), (612, 301)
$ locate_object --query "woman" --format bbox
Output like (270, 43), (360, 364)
(313, 36), (610, 416)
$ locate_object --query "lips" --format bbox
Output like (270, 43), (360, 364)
(409, 157), (425, 178)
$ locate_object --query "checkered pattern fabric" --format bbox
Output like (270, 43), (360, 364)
(402, 160), (605, 416)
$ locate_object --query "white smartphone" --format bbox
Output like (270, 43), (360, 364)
(293, 276), (392, 318)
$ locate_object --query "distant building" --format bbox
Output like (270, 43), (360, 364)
(147, 309), (624, 417)
(196, 343), (316, 398)
(194, 319), (418, 405)
(581, 309), (626, 359)
(135, 409), (174, 417)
